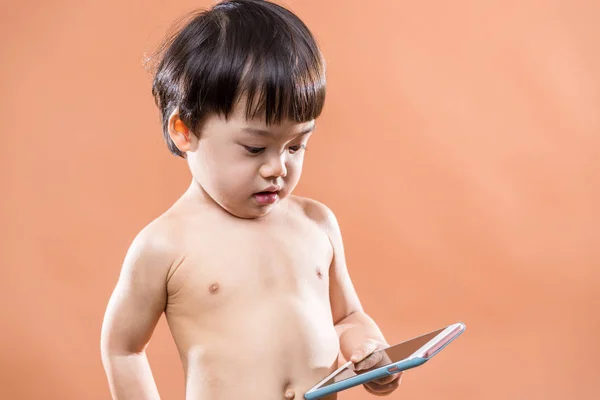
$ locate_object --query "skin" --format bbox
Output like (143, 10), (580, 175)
(100, 97), (401, 399)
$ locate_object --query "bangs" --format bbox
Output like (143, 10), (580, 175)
(150, 0), (327, 157)
(178, 1), (326, 128)
(237, 41), (326, 124)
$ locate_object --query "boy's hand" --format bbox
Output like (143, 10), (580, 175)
(350, 340), (401, 396)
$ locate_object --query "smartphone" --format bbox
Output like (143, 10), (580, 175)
(304, 322), (466, 399)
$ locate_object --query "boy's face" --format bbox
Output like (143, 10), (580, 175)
(186, 97), (315, 219)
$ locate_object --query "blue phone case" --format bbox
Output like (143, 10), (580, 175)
(304, 325), (465, 400)
(304, 357), (427, 400)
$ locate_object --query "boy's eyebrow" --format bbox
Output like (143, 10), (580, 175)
(242, 124), (315, 137)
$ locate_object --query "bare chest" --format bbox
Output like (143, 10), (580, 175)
(166, 217), (333, 312)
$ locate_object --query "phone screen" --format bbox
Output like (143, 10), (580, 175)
(313, 327), (446, 390)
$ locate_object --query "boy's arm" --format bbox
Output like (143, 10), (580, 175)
(101, 226), (175, 400)
(314, 203), (388, 360)
(316, 202), (401, 395)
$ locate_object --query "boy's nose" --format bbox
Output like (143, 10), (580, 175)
(260, 155), (288, 179)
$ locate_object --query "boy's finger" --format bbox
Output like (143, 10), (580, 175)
(354, 351), (383, 371)
(377, 371), (402, 385)
(371, 373), (398, 385)
(365, 377), (401, 394)
(350, 341), (379, 363)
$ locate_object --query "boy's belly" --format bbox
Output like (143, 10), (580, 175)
(167, 294), (340, 400)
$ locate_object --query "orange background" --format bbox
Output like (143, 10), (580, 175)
(1, 0), (599, 399)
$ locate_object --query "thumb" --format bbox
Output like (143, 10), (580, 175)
(350, 341), (378, 363)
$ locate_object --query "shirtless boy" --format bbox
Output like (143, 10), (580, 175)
(101, 1), (401, 399)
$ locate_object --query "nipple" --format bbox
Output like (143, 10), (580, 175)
(284, 389), (295, 400)
(209, 283), (220, 294)
(316, 268), (323, 279)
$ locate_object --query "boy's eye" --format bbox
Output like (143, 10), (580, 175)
(289, 144), (306, 154)
(243, 146), (265, 154)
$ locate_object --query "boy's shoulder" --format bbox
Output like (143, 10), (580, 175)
(288, 195), (339, 233)
(124, 211), (186, 272)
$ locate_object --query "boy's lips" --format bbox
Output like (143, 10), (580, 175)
(253, 186), (280, 205)
(259, 185), (281, 193)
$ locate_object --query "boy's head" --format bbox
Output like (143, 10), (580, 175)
(148, 0), (326, 219)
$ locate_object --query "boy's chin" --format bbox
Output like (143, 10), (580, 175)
(221, 201), (278, 220)
(216, 191), (290, 220)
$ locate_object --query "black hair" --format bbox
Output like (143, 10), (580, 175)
(146, 0), (326, 157)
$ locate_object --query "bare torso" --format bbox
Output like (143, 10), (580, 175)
(161, 195), (340, 400)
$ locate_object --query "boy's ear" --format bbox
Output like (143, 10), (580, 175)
(167, 108), (197, 152)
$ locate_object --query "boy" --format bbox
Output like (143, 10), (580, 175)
(101, 1), (400, 399)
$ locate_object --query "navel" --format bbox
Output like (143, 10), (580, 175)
(284, 388), (295, 400)
(283, 379), (295, 400)
(208, 282), (220, 294)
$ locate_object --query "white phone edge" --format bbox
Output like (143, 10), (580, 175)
(307, 360), (353, 393)
(412, 322), (465, 359)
